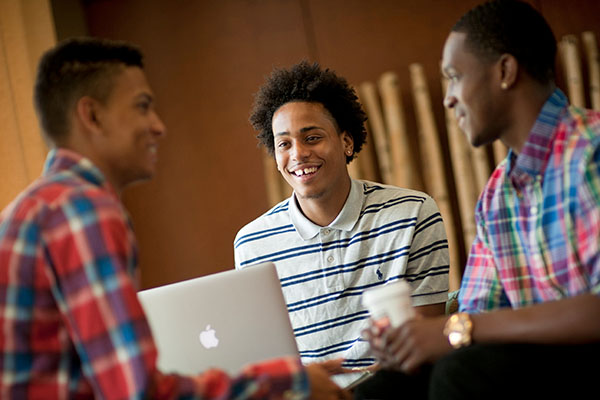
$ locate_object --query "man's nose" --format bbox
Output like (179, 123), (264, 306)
(291, 141), (310, 159)
(152, 112), (167, 138)
(443, 92), (457, 109)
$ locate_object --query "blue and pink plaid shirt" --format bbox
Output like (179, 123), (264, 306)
(0, 148), (308, 399)
(460, 89), (600, 312)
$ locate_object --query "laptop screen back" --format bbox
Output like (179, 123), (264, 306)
(137, 262), (299, 375)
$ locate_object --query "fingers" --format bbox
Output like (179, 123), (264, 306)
(317, 358), (347, 374)
(338, 388), (353, 400)
(369, 323), (418, 372)
(306, 363), (353, 400)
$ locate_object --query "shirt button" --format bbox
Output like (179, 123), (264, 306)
(327, 255), (334, 263)
(530, 206), (538, 214)
(322, 228), (331, 235)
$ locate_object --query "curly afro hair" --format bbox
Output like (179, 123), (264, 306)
(249, 61), (367, 164)
(452, 0), (556, 84)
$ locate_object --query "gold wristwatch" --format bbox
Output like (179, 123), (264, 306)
(443, 312), (473, 349)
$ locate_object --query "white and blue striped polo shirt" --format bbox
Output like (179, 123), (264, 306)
(234, 179), (449, 372)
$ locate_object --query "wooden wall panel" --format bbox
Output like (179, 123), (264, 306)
(82, 0), (312, 288)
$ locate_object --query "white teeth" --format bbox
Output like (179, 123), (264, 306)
(292, 167), (317, 176)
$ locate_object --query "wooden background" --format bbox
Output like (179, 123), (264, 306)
(50, 0), (600, 289)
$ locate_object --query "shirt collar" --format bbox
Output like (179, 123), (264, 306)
(507, 88), (568, 183)
(290, 179), (364, 240)
(43, 148), (119, 198)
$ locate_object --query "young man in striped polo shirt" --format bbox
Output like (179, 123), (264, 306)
(234, 61), (450, 389)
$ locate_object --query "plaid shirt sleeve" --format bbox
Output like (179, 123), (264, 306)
(575, 122), (600, 296)
(458, 233), (511, 313)
(458, 168), (511, 313)
(44, 189), (308, 399)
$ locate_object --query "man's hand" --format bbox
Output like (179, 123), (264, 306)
(364, 316), (452, 374)
(305, 360), (352, 400)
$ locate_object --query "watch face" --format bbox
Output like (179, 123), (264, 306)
(448, 331), (463, 347)
(448, 332), (464, 347)
(444, 313), (472, 348)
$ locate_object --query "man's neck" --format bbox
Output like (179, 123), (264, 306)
(296, 178), (352, 227)
(501, 83), (555, 154)
(59, 136), (125, 196)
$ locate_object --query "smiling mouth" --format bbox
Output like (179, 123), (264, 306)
(290, 166), (319, 177)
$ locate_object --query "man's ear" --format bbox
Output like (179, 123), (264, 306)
(498, 53), (518, 90)
(75, 96), (102, 135)
(341, 131), (354, 153)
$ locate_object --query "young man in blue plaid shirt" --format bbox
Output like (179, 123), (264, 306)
(359, 1), (600, 399)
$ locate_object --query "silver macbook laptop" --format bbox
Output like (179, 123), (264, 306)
(137, 262), (299, 375)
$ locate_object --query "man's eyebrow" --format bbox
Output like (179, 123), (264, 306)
(274, 125), (321, 137)
(136, 92), (154, 102)
(441, 65), (456, 77)
(299, 126), (320, 133)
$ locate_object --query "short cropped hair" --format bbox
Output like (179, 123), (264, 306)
(452, 0), (556, 84)
(34, 37), (144, 143)
(249, 61), (367, 163)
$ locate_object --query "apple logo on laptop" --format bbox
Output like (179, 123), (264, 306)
(199, 325), (219, 349)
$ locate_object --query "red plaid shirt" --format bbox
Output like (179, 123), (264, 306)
(0, 148), (308, 399)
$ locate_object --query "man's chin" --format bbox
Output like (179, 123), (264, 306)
(295, 189), (325, 200)
(124, 171), (155, 189)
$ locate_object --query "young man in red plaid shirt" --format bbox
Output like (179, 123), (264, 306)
(0, 37), (349, 400)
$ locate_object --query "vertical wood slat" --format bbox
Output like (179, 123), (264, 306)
(560, 34), (586, 108)
(582, 31), (600, 111)
(0, 0), (55, 209)
(378, 71), (423, 191)
(354, 87), (382, 183)
(410, 63), (461, 291)
(358, 82), (394, 185)
(442, 78), (478, 256)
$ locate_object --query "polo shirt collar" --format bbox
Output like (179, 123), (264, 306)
(290, 179), (364, 240)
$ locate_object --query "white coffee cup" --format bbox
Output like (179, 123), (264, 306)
(362, 280), (415, 327)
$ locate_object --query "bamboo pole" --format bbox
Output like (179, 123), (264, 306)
(471, 145), (493, 194)
(560, 34), (586, 108)
(378, 71), (423, 190)
(492, 141), (508, 165)
(410, 63), (461, 291)
(355, 86), (381, 182)
(582, 31), (600, 110)
(359, 81), (394, 184)
(442, 77), (478, 254)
